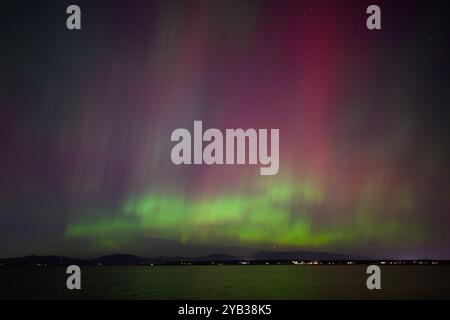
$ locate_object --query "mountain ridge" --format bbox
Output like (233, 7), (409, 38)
(0, 250), (370, 266)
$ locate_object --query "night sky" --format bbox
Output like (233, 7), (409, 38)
(1, 0), (449, 259)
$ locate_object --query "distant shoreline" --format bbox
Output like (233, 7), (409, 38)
(1, 252), (449, 267)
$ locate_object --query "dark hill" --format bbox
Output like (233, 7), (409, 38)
(0, 250), (367, 266)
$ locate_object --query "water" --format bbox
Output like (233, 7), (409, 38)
(1, 265), (449, 299)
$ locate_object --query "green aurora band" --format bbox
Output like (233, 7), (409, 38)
(65, 178), (424, 251)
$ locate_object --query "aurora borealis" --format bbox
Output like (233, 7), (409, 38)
(1, 0), (450, 259)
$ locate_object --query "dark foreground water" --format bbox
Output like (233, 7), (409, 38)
(1, 265), (450, 299)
